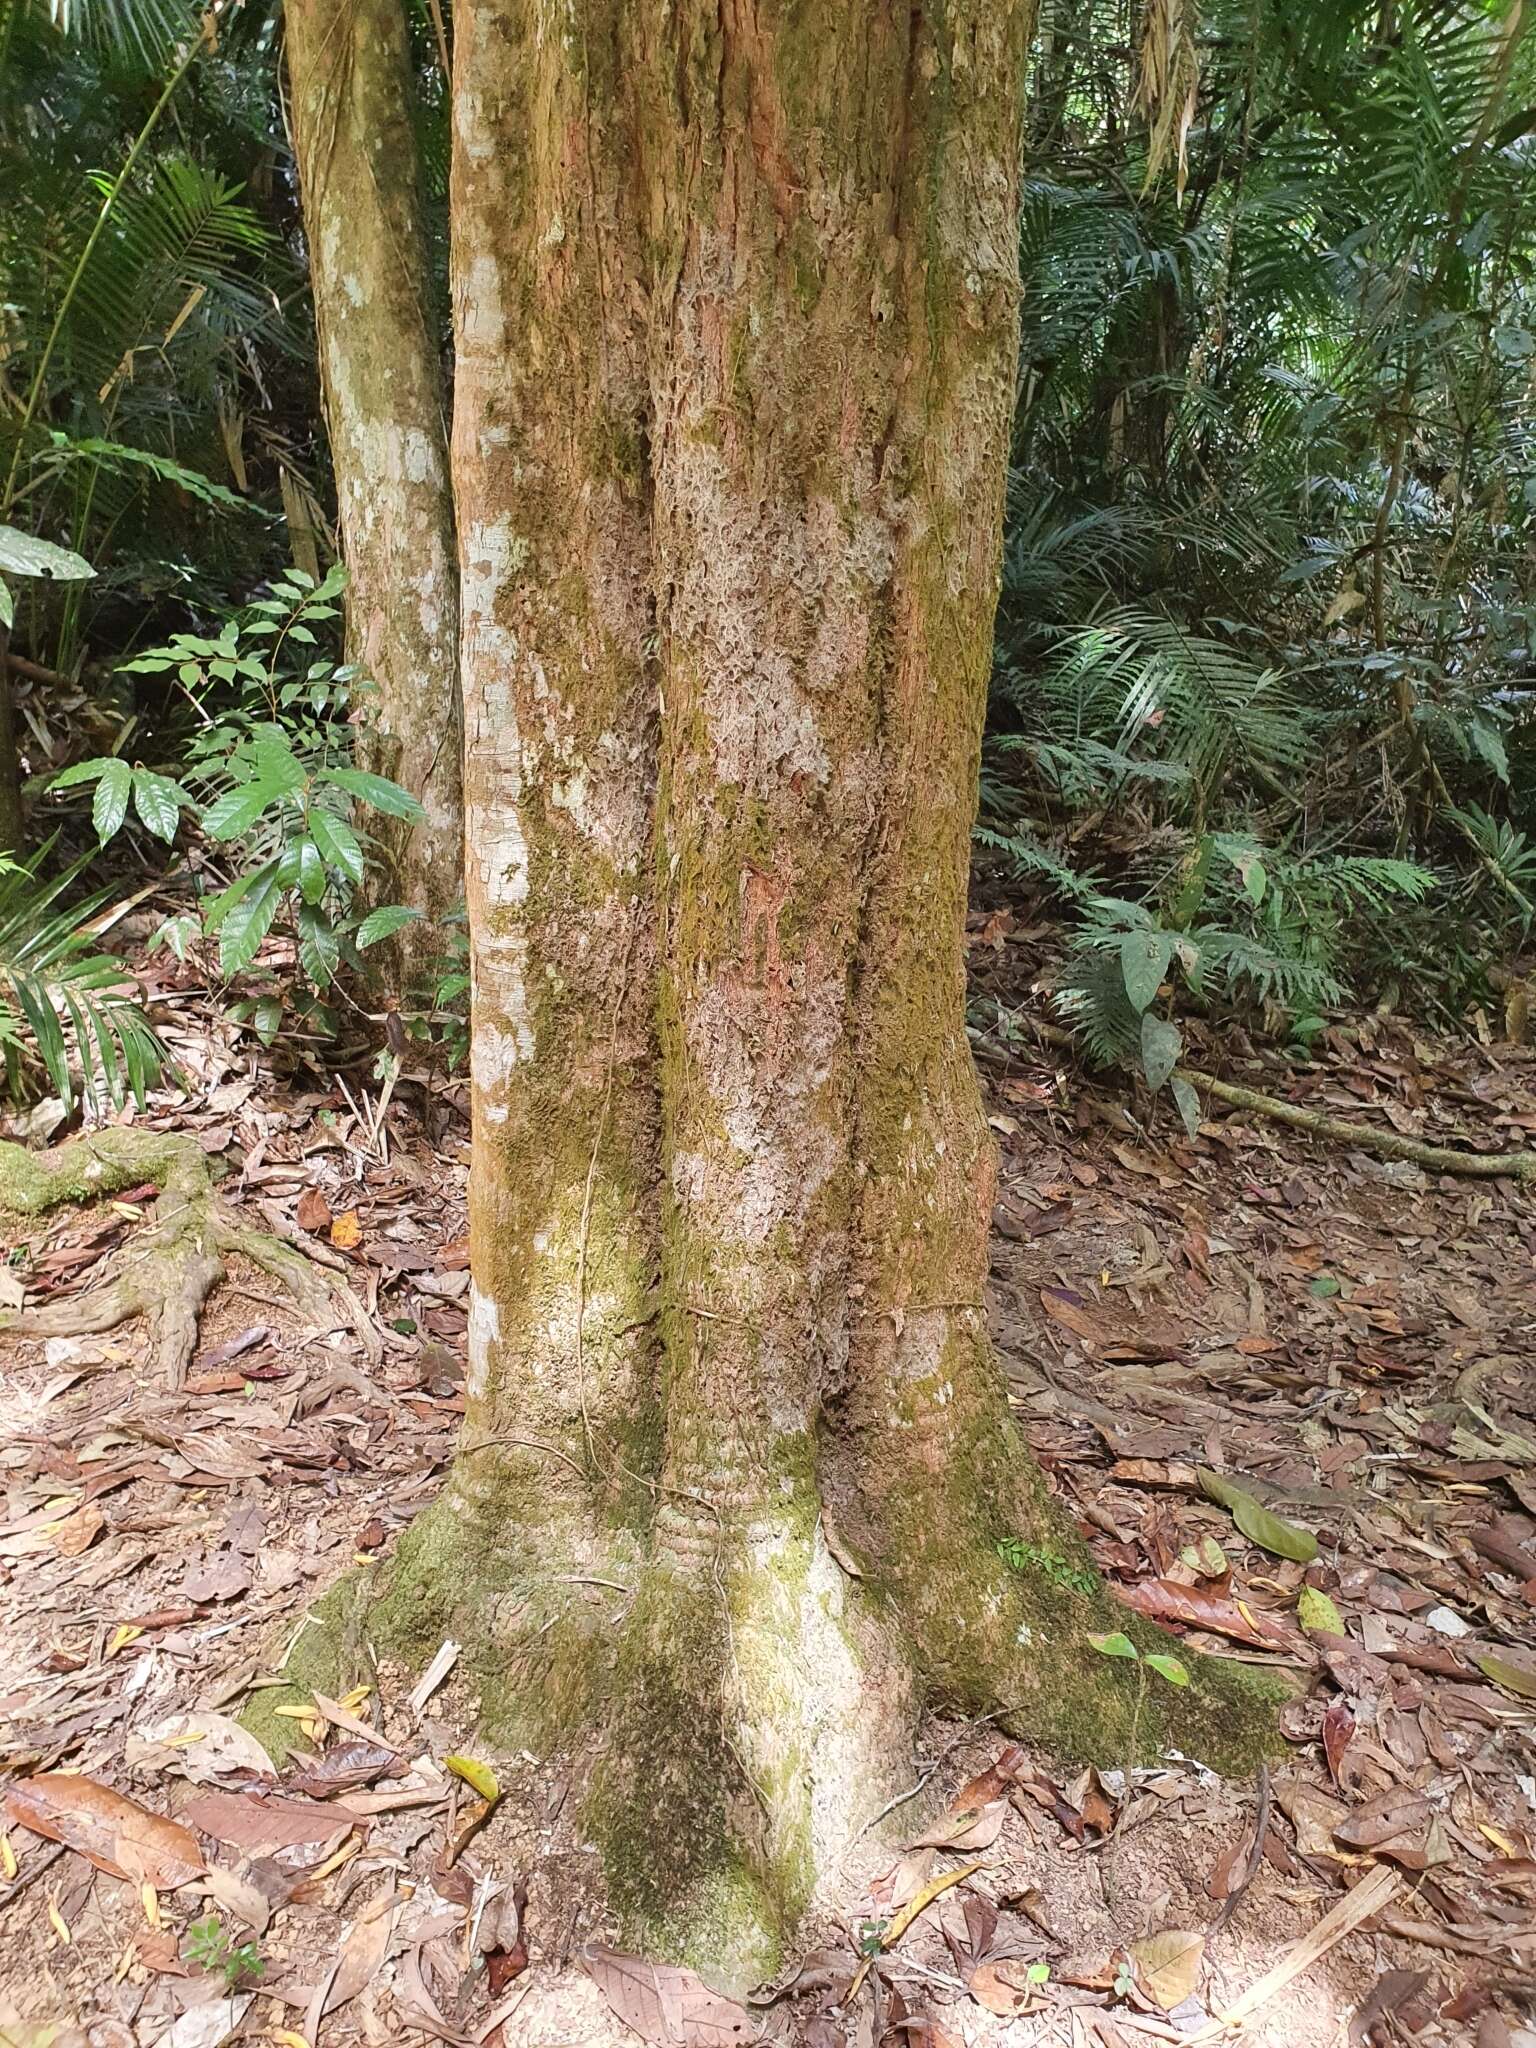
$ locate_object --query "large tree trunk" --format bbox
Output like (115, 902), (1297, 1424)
(285, 0), (461, 994)
(367, 0), (1278, 1987)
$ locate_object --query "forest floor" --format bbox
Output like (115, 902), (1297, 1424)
(2, 912), (1536, 2048)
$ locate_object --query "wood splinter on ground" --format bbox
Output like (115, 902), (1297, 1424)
(0, 1126), (375, 1386)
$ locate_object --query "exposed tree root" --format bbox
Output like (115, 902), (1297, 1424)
(1017, 1020), (1536, 1179)
(1188, 1070), (1536, 1179)
(0, 1127), (374, 1386)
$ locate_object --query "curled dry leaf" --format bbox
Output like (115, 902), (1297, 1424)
(967, 1959), (1047, 2017)
(907, 1746), (1024, 1852)
(583, 1946), (758, 2047)
(5, 1773), (204, 1891)
(323, 1885), (400, 2015)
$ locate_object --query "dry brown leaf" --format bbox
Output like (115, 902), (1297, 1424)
(285, 1741), (403, 1799)
(583, 1946), (758, 2046)
(6, 1774), (204, 1890)
(51, 1504), (105, 1557)
(202, 1861), (275, 1937)
(907, 1746), (1024, 1851)
(323, 1886), (399, 2014)
(181, 1787), (359, 1858)
(1113, 1576), (1301, 1649)
(967, 1960), (1040, 2017)
(296, 1187), (331, 1233)
(1129, 1929), (1205, 2011)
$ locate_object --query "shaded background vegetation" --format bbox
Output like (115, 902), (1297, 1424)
(1, 0), (1533, 1105)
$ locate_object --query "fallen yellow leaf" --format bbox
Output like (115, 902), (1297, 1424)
(304, 1835), (361, 1886)
(445, 1754), (500, 1804)
(141, 1882), (160, 1930)
(0, 1829), (15, 1880)
(46, 1895), (71, 1946)
(329, 1210), (362, 1250)
(107, 1625), (142, 1657)
(846, 1860), (986, 2000)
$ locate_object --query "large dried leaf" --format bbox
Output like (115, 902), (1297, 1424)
(583, 1947), (758, 2047)
(907, 1746), (1024, 1851)
(285, 1741), (402, 1799)
(1113, 1576), (1300, 1649)
(6, 1773), (204, 1890)
(323, 1886), (399, 2014)
(181, 1787), (359, 1858)
(1130, 1928), (1205, 2011)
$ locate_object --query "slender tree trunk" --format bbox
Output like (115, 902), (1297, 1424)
(285, 0), (461, 996)
(365, 0), (1278, 1986)
(0, 638), (22, 855)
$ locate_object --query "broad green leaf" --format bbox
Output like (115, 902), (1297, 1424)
(1297, 1585), (1344, 1636)
(1309, 1274), (1342, 1299)
(1145, 1653), (1190, 1687)
(217, 870), (282, 976)
(0, 575), (11, 629)
(92, 758), (131, 842)
(0, 524), (92, 582)
(1140, 1012), (1182, 1093)
(1473, 1650), (1536, 1699)
(49, 759), (110, 789)
(1197, 1467), (1318, 1563)
(132, 769), (185, 843)
(319, 767), (425, 820)
(204, 779), (283, 841)
(1170, 1076), (1202, 1139)
(310, 808), (364, 886)
(297, 904), (340, 988)
(248, 735), (307, 795)
(1087, 1631), (1138, 1660)
(1241, 857), (1268, 906)
(355, 904), (422, 950)
(251, 996), (283, 1045)
(297, 838), (327, 905)
(1119, 929), (1174, 1013)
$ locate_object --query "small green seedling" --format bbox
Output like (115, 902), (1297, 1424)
(1087, 1631), (1190, 1688)
(183, 1914), (265, 1989)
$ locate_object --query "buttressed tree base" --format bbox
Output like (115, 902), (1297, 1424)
(254, 0), (1282, 1989)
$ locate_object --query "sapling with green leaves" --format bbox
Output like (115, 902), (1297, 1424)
(50, 565), (426, 1044)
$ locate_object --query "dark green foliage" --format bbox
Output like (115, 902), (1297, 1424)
(988, 0), (1536, 1065)
(0, 838), (163, 1109)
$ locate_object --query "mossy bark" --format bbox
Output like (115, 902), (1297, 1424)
(285, 0), (461, 995)
(349, 0), (1284, 1993)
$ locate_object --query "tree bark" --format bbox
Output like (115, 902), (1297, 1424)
(359, 0), (1279, 1986)
(285, 0), (461, 994)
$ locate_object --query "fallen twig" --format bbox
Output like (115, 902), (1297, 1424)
(1189, 1865), (1401, 2041)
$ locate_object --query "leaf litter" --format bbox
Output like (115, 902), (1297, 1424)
(3, 942), (1536, 2043)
